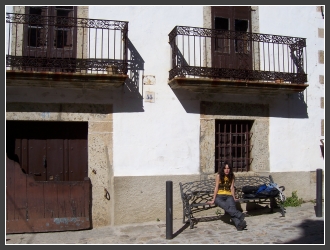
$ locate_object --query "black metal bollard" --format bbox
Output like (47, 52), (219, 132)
(316, 168), (323, 217)
(166, 181), (173, 239)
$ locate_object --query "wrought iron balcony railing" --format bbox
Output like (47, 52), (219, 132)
(168, 26), (307, 84)
(6, 12), (128, 74)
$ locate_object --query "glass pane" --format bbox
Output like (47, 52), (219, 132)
(28, 7), (47, 47)
(215, 17), (229, 30)
(235, 19), (249, 53)
(54, 7), (74, 48)
(215, 17), (230, 53)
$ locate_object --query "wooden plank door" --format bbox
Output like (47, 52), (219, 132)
(6, 121), (88, 182)
(47, 138), (65, 181)
(68, 139), (88, 181)
(6, 121), (90, 233)
(211, 6), (252, 72)
(28, 139), (47, 181)
(6, 156), (92, 233)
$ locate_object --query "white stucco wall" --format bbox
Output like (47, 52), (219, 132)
(258, 6), (324, 172)
(88, 6), (204, 176)
(5, 6), (13, 54)
(89, 6), (324, 176)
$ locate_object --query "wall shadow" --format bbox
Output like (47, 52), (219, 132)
(113, 38), (146, 113)
(106, 37), (146, 113)
(283, 219), (324, 244)
(171, 88), (309, 119)
(126, 38), (145, 92)
(6, 38), (146, 114)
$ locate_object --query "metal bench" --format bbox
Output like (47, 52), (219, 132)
(179, 175), (286, 229)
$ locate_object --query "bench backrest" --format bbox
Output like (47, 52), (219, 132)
(234, 175), (272, 189)
(179, 175), (274, 200)
(179, 179), (215, 197)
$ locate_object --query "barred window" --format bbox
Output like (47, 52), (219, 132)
(215, 120), (253, 173)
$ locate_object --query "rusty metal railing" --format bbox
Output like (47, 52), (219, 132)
(6, 12), (128, 74)
(168, 26), (307, 84)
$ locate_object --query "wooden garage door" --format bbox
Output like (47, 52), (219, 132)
(6, 156), (92, 234)
(6, 121), (88, 181)
(6, 121), (91, 233)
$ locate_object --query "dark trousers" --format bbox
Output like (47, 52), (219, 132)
(215, 194), (243, 227)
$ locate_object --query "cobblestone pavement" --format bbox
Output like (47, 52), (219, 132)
(6, 202), (324, 245)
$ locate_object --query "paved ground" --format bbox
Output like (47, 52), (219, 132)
(5, 202), (324, 245)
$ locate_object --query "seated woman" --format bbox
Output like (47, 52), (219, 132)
(207, 162), (247, 231)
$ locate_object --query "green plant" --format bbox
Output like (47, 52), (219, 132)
(283, 190), (304, 207)
(215, 209), (222, 216)
(309, 199), (316, 205)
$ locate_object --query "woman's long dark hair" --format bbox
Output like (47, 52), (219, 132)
(218, 162), (235, 184)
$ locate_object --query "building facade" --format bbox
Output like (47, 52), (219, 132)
(6, 6), (324, 229)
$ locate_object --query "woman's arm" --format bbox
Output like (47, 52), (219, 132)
(207, 174), (219, 204)
(231, 177), (238, 201)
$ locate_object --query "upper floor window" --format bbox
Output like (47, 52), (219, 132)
(212, 6), (252, 70)
(24, 6), (77, 58)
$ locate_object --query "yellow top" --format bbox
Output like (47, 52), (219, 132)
(217, 176), (232, 195)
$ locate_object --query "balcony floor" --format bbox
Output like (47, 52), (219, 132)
(6, 70), (128, 89)
(168, 77), (309, 95)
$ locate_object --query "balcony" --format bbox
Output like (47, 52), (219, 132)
(168, 26), (309, 95)
(6, 12), (129, 89)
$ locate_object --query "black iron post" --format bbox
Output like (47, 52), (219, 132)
(166, 181), (173, 239)
(316, 168), (323, 217)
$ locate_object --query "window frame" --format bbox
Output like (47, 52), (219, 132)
(215, 119), (253, 173)
(23, 6), (78, 59)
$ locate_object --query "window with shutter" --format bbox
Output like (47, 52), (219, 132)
(23, 6), (77, 71)
(211, 6), (252, 71)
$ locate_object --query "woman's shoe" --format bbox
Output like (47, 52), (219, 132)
(236, 220), (247, 231)
(239, 213), (245, 222)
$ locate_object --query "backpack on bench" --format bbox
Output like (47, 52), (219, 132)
(242, 184), (280, 199)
